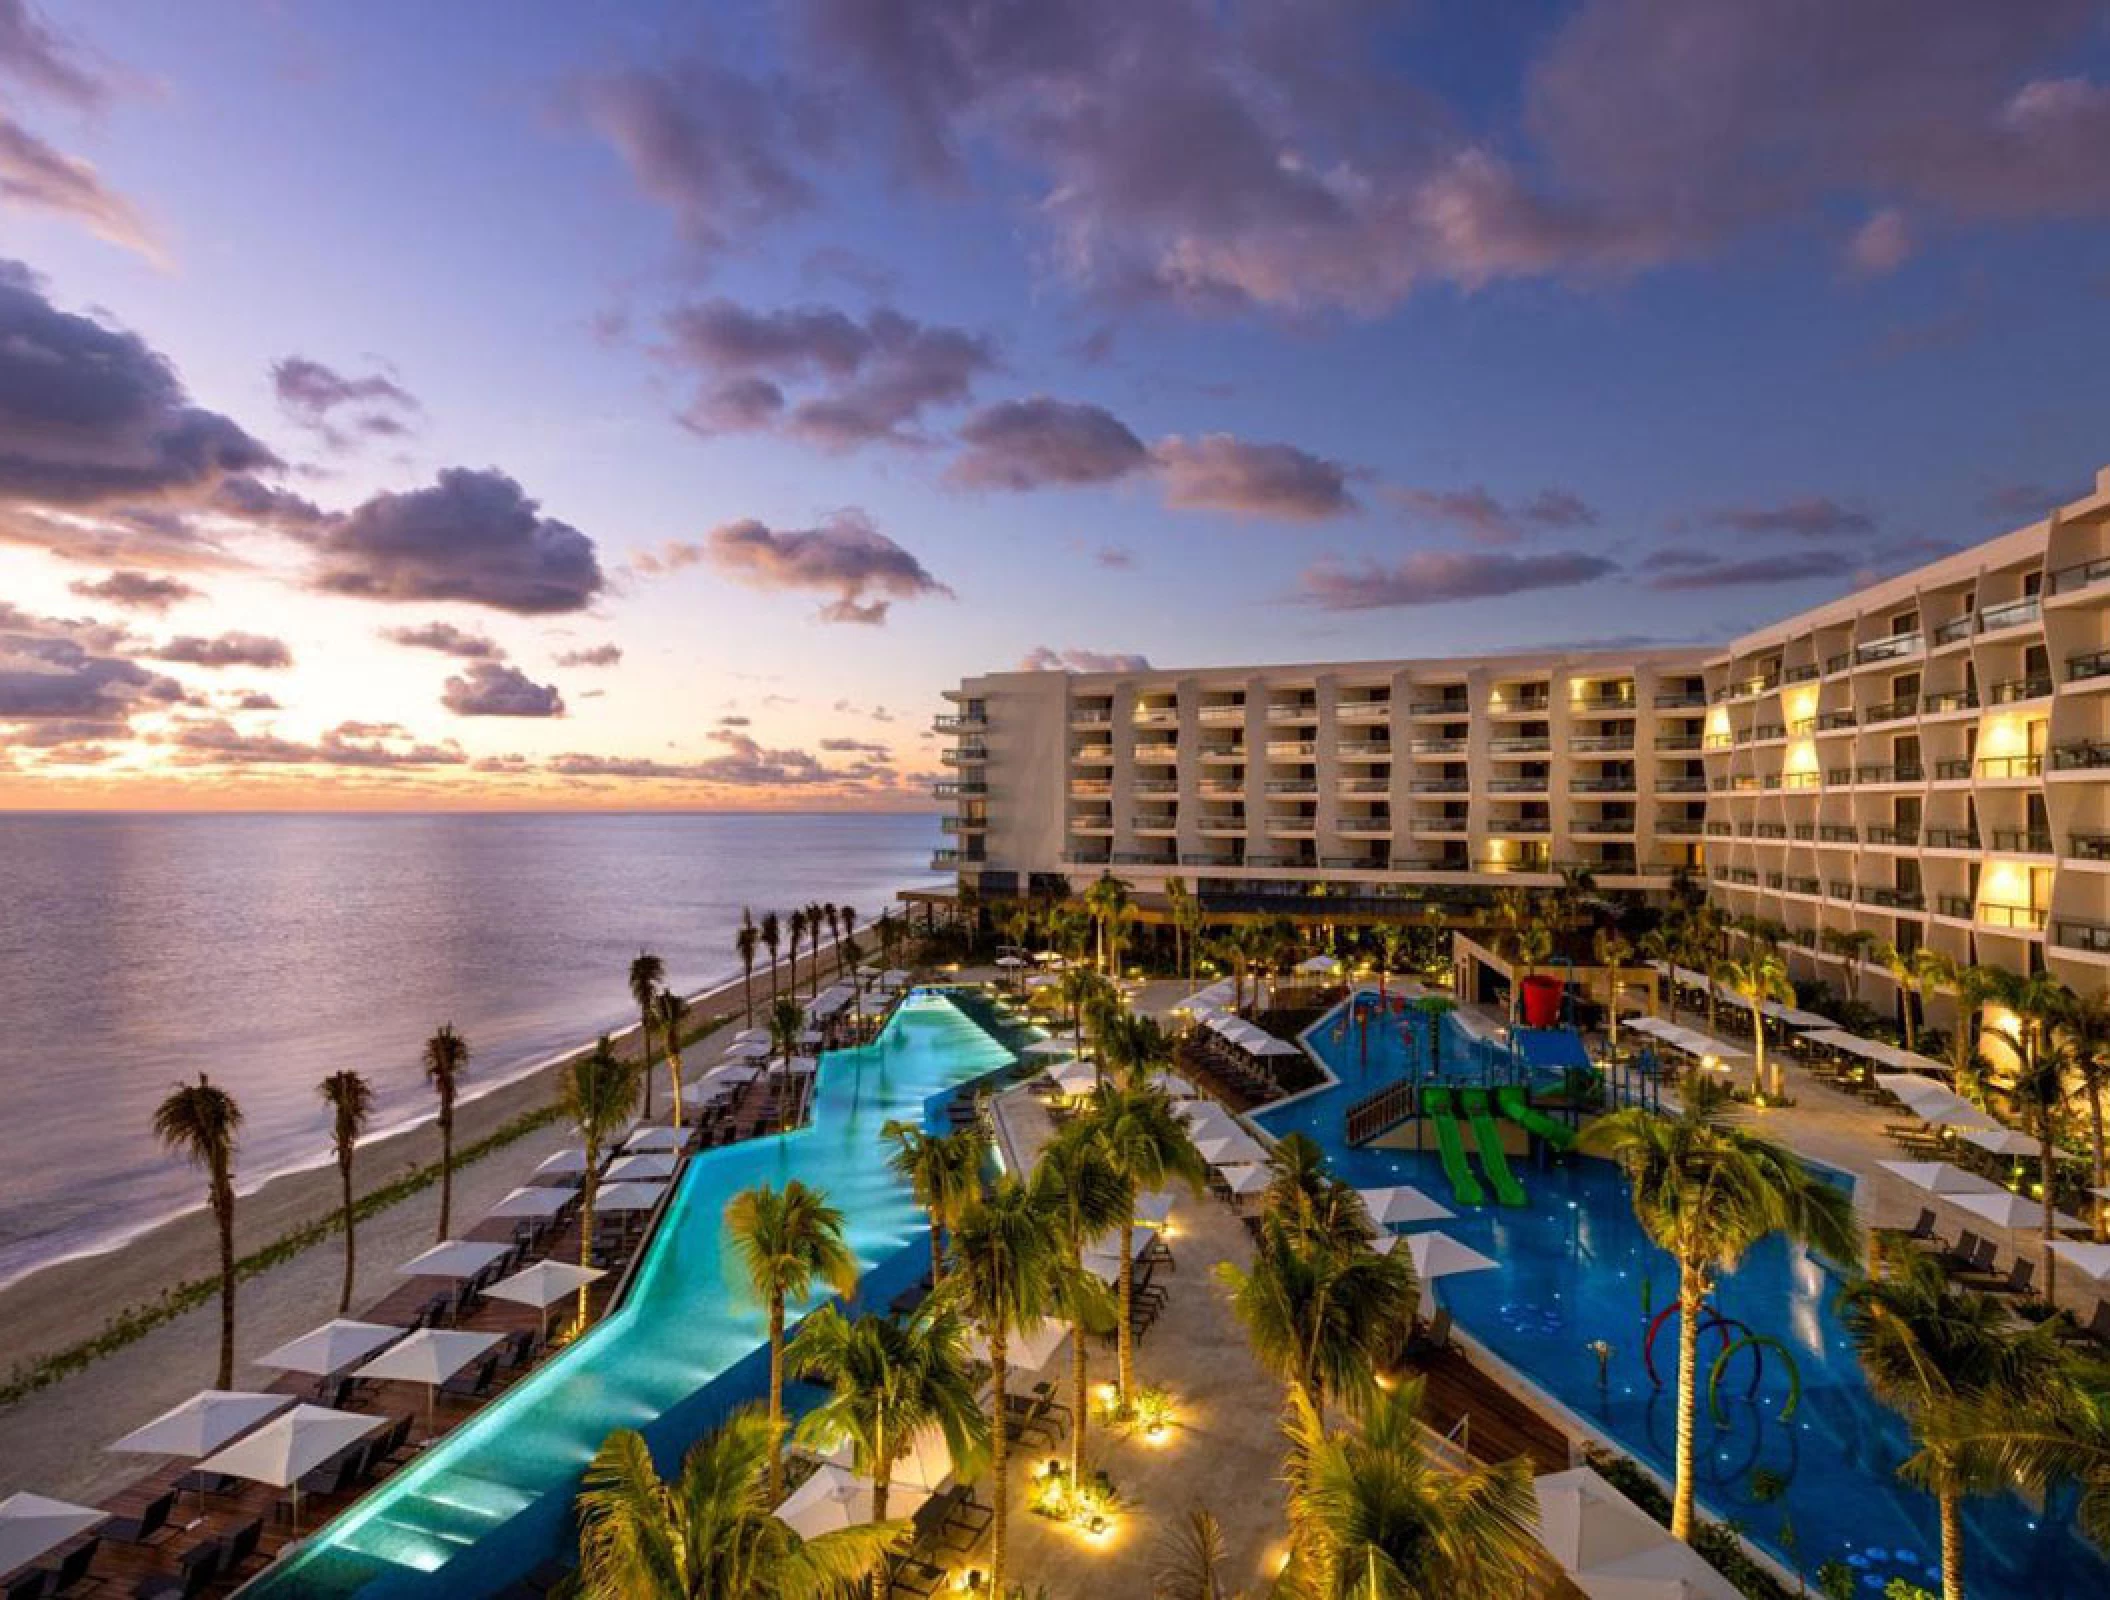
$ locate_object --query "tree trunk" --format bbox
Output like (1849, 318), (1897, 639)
(437, 1109), (453, 1241)
(638, 1011), (655, 1121)
(577, 1169), (597, 1330)
(1070, 1304), (1089, 1483)
(2041, 1120), (2059, 1305)
(1671, 1266), (1700, 1542)
(1751, 1014), (1766, 1098)
(990, 1323), (1010, 1598)
(767, 1292), (787, 1501)
(338, 1156), (356, 1314)
(1938, 1483), (1963, 1600)
(929, 1219), (945, 1289)
(2092, 1088), (2107, 1245)
(1117, 1217), (1137, 1403)
(871, 1424), (892, 1600)
(214, 1180), (236, 1390)
(742, 963), (753, 1029)
(667, 1051), (683, 1133)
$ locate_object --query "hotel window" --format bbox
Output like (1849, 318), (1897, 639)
(1890, 609), (1919, 637)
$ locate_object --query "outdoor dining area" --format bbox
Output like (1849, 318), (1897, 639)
(1174, 1007), (1301, 1109)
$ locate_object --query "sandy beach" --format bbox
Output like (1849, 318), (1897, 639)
(0, 932), (868, 1502)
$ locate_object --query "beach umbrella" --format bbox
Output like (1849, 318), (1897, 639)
(396, 1239), (512, 1281)
(255, 1318), (405, 1377)
(1024, 1037), (1082, 1057)
(193, 1404), (383, 1532)
(593, 1181), (668, 1214)
(107, 1390), (293, 1459)
(604, 1152), (678, 1182)
(1876, 1160), (2000, 1196)
(1195, 1131), (1268, 1168)
(2048, 1240), (2110, 1283)
(486, 1260), (606, 1342)
(1296, 954), (1341, 975)
(705, 1062), (763, 1087)
(1945, 1190), (2084, 1232)
(776, 1464), (929, 1537)
(1532, 1466), (1742, 1600)
(1217, 1163), (1270, 1197)
(353, 1328), (503, 1421)
(1920, 1100), (2000, 1131)
(1958, 1126), (2051, 1159)
(882, 969), (911, 986)
(964, 1314), (1069, 1377)
(722, 1038), (772, 1060)
(1405, 1230), (1500, 1283)
(483, 1184), (575, 1220)
(734, 1027), (770, 1043)
(0, 1494), (106, 1573)
(624, 1125), (688, 1153)
(995, 955), (1027, 969)
(1146, 1071), (1199, 1099)
(825, 1424), (957, 1492)
(1134, 1189), (1175, 1230)
(1044, 1059), (1099, 1096)
(1177, 1104), (1239, 1144)
(533, 1146), (592, 1178)
(1357, 1185), (1455, 1227)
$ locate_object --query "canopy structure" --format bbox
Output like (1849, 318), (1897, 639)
(1533, 1466), (1741, 1600)
(1822, 1034), (1951, 1074)
(1216, 1163), (1270, 1197)
(1357, 1186), (1455, 1227)
(354, 1328), (503, 1418)
(487, 1259), (606, 1339)
(1624, 1015), (1749, 1065)
(533, 1147), (592, 1178)
(1145, 1071), (1199, 1100)
(808, 986), (854, 1020)
(254, 1318), (403, 1377)
(192, 1405), (384, 1530)
(881, 969), (911, 987)
(1024, 1037), (1083, 1058)
(0, 1493), (107, 1573)
(1405, 1230), (1500, 1283)
(593, 1181), (668, 1213)
(1946, 1190), (2084, 1232)
(604, 1152), (677, 1183)
(624, 1125), (688, 1153)
(1296, 953), (1342, 975)
(1043, 1059), (1099, 1097)
(1960, 1126), (2057, 1159)
(1876, 1160), (1999, 1196)
(2048, 1240), (2110, 1283)
(1195, 1131), (1269, 1168)
(776, 1464), (929, 1538)
(1653, 963), (1836, 1033)
(965, 1315), (1069, 1377)
(1873, 1074), (1999, 1131)
(1082, 1227), (1154, 1284)
(397, 1239), (512, 1282)
(1181, 978), (1236, 1013)
(484, 1184), (575, 1220)
(825, 1424), (955, 1492)
(1134, 1189), (1176, 1230)
(107, 1390), (293, 1459)
(702, 1062), (762, 1089)
(1206, 1013), (1301, 1057)
(721, 1038), (772, 1060)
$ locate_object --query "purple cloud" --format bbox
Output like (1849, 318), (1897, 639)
(1018, 646), (1153, 673)
(1702, 498), (1877, 539)
(166, 718), (468, 769)
(382, 621), (503, 660)
(1644, 548), (1857, 591)
(1299, 549), (1616, 609)
(68, 570), (200, 612)
(152, 632), (293, 669)
(272, 356), (418, 448)
(1391, 484), (1600, 545)
(1154, 434), (1356, 520)
(0, 621), (185, 724)
(683, 509), (951, 624)
(947, 397), (1151, 490)
(440, 661), (565, 718)
(555, 642), (622, 668)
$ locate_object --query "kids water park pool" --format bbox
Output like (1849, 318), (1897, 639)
(1256, 991), (2107, 1600)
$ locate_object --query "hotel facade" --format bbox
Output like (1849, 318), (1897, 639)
(934, 467), (2110, 1013)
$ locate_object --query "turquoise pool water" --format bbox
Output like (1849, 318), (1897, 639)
(1260, 994), (2108, 1600)
(241, 990), (1015, 1599)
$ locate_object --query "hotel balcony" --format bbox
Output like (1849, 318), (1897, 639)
(1654, 689), (1709, 708)
(1134, 813), (1179, 836)
(1336, 702), (1392, 724)
(1266, 739), (1318, 759)
(1068, 744), (1114, 765)
(1336, 817), (1394, 835)
(1132, 741), (1182, 764)
(1069, 709), (1113, 729)
(1196, 816), (1247, 837)
(1197, 744), (1247, 764)
(1656, 774), (1708, 793)
(1922, 689), (1978, 716)
(1069, 778), (1111, 796)
(1991, 673), (2057, 702)
(1976, 902), (2049, 932)
(1266, 817), (1319, 839)
(2054, 919), (2110, 957)
(1267, 701), (1320, 724)
(933, 713), (987, 732)
(1979, 754), (2044, 781)
(1487, 776), (1549, 794)
(1132, 777), (1178, 795)
(1266, 778), (1318, 796)
(1336, 741), (1393, 761)
(940, 815), (986, 835)
(1573, 774), (1639, 794)
(1487, 693), (1552, 718)
(1196, 777), (1245, 797)
(1572, 733), (1635, 752)
(943, 745), (990, 766)
(931, 779), (986, 797)
(1410, 776), (1470, 793)
(1990, 828), (2054, 854)
(1197, 702), (1246, 723)
(1337, 776), (1390, 795)
(1572, 817), (1638, 835)
(1923, 825), (1978, 849)
(1489, 736), (1552, 756)
(1486, 815), (1552, 835)
(2069, 833), (2110, 862)
(1411, 817), (1469, 837)
(1410, 737), (1468, 756)
(1407, 696), (1471, 718)
(2052, 741), (2110, 772)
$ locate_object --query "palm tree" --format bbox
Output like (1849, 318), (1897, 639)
(154, 1074), (243, 1387)
(1986, 967), (2074, 1300)
(1164, 876), (1199, 984)
(1097, 1011), (1174, 1088)
(1153, 1508), (1243, 1600)
(655, 989), (690, 1132)
(2056, 991), (2110, 1243)
(1217, 1222), (1416, 1415)
(1640, 925), (1682, 1027)
(1031, 1124), (1127, 1481)
(423, 1023), (469, 1241)
(770, 994), (805, 1085)
(1594, 928), (1635, 1059)
(1083, 871), (1132, 977)
(1274, 1380), (1541, 1600)
(318, 1070), (374, 1314)
(822, 904), (841, 978)
(1579, 1082), (1859, 1540)
(1717, 950), (1793, 1098)
(576, 1411), (902, 1599)
(1841, 1242), (2069, 1600)
(1056, 967), (1105, 1056)
(788, 1303), (988, 1600)
(737, 909), (761, 1029)
(1078, 1081), (1206, 1405)
(1877, 940), (1922, 1053)
(1257, 1133), (1382, 1258)
(761, 911), (783, 1015)
(943, 1178), (1063, 1600)
(629, 951), (665, 1121)
(788, 910), (807, 1009)
(725, 1180), (860, 1501)
(1822, 926), (1876, 1008)
(806, 903), (828, 997)
(563, 1037), (639, 1328)
(883, 1121), (985, 1287)
(1687, 903), (1728, 1036)
(837, 904), (857, 978)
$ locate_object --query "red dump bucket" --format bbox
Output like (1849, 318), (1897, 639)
(1521, 974), (1564, 1028)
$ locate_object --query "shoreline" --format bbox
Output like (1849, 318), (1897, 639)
(0, 923), (874, 1377)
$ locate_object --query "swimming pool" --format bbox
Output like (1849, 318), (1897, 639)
(1259, 994), (2107, 1600)
(241, 990), (1016, 1599)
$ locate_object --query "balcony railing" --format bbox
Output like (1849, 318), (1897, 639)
(1486, 817), (1552, 834)
(1408, 698), (1470, 716)
(1855, 634), (1924, 665)
(2051, 556), (2110, 596)
(1936, 894), (1974, 919)
(1858, 886), (1925, 911)
(1572, 818), (1637, 835)
(1197, 703), (1246, 723)
(1410, 777), (1469, 793)
(1265, 780), (1317, 795)
(1132, 742), (1181, 762)
(1132, 778), (1178, 794)
(1934, 759), (1973, 780)
(1979, 902), (2048, 931)
(1488, 778), (1550, 794)
(1654, 689), (1708, 708)
(1922, 690), (1978, 714)
(1990, 829), (2054, 853)
(1979, 754), (2044, 779)
(2052, 741), (2110, 771)
(1266, 740), (1317, 758)
(1820, 825), (1860, 843)
(2070, 833), (2110, 860)
(1933, 614), (1976, 646)
(1981, 596), (2042, 633)
(1335, 702), (1391, 724)
(1336, 818), (1394, 835)
(1865, 825), (1919, 845)
(1751, 722), (1786, 741)
(1783, 662), (1822, 683)
(1657, 775), (1707, 792)
(945, 745), (992, 766)
(1659, 818), (1705, 835)
(1410, 738), (1468, 754)
(1337, 741), (1393, 759)
(1573, 776), (1638, 793)
(1070, 711), (1112, 728)
(2056, 919), (2110, 954)
(1337, 777), (1391, 795)
(1990, 675), (2055, 702)
(1856, 762), (1924, 783)
(1570, 735), (1634, 752)
(933, 713), (987, 732)
(1863, 697), (1915, 724)
(933, 779), (987, 797)
(1656, 734), (1703, 751)
(2069, 650), (2110, 684)
(1490, 737), (1551, 754)
(1924, 827), (1979, 849)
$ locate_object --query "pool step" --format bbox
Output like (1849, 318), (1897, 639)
(331, 1466), (537, 1568)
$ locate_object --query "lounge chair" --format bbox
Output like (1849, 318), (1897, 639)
(46, 1535), (99, 1595)
(1894, 1207), (1939, 1243)
(441, 1353), (500, 1402)
(130, 1536), (220, 1600)
(216, 1518), (263, 1579)
(103, 1490), (176, 1546)
(1408, 1306), (1454, 1356)
(1987, 1256), (2036, 1298)
(4, 1568), (47, 1600)
(937, 1489), (993, 1552)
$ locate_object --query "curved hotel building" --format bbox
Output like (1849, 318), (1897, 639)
(934, 466), (2110, 1019)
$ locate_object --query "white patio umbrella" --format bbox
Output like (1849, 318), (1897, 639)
(1405, 1230), (1500, 1283)
(882, 969), (911, 987)
(1357, 1186), (1455, 1227)
(825, 1425), (957, 1492)
(1146, 1071), (1199, 1099)
(1946, 1190), (2084, 1232)
(604, 1152), (677, 1182)
(0, 1493), (107, 1573)
(1533, 1466), (1742, 1600)
(1876, 1160), (2000, 1196)
(486, 1259), (606, 1342)
(484, 1184), (575, 1220)
(965, 1316), (1069, 1376)
(1196, 1131), (1269, 1168)
(1217, 1163), (1270, 1197)
(255, 1318), (404, 1377)
(594, 1181), (668, 1213)
(1134, 1190), (1176, 1230)
(533, 1146), (592, 1178)
(625, 1124), (688, 1153)
(1960, 1126), (2049, 1159)
(722, 1038), (772, 1060)
(776, 1463), (929, 1537)
(704, 1062), (763, 1087)
(734, 1027), (770, 1043)
(107, 1390), (293, 1458)
(1920, 1100), (2000, 1131)
(396, 1239), (512, 1281)
(1045, 1060), (1099, 1096)
(2048, 1240), (2110, 1283)
(995, 955), (1027, 969)
(1024, 1037), (1083, 1057)
(1371, 1233), (1402, 1257)
(1296, 954), (1341, 974)
(353, 1328), (503, 1421)
(192, 1404), (384, 1532)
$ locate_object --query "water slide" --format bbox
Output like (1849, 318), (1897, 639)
(1461, 1087), (1528, 1206)
(1497, 1083), (1578, 1151)
(1419, 1086), (1486, 1207)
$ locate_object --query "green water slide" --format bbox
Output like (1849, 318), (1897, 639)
(1461, 1087), (1527, 1206)
(1420, 1086), (1486, 1207)
(1497, 1084), (1577, 1151)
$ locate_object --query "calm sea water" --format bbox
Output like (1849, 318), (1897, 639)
(0, 811), (940, 1290)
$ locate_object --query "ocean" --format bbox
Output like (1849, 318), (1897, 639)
(0, 810), (941, 1291)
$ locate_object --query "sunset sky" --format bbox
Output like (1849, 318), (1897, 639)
(4, 1), (2109, 809)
